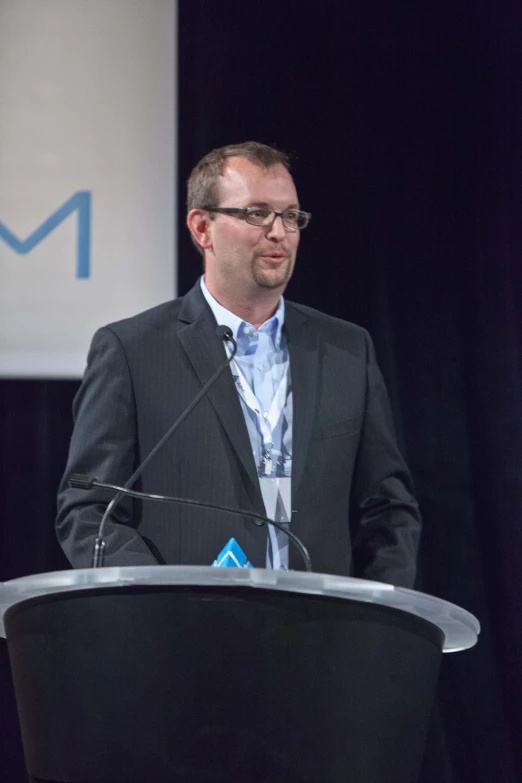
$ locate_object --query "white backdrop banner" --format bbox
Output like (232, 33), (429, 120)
(0, 0), (176, 378)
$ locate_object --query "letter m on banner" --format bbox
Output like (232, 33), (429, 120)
(0, 191), (91, 278)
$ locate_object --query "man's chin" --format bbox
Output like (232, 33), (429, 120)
(253, 261), (293, 290)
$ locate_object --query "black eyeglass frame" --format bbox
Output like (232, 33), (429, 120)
(204, 206), (312, 231)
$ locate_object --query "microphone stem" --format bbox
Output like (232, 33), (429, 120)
(92, 480), (312, 572)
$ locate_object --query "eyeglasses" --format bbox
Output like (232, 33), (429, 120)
(204, 206), (312, 231)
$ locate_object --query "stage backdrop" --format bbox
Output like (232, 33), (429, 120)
(0, 0), (176, 378)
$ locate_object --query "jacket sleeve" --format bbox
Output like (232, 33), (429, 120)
(56, 326), (159, 568)
(350, 330), (421, 588)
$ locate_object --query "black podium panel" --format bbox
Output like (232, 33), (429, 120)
(5, 585), (443, 783)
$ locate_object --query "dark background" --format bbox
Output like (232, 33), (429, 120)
(1, 1), (521, 780)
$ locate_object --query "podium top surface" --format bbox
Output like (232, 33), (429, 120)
(0, 566), (480, 652)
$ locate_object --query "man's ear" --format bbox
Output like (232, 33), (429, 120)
(187, 209), (213, 251)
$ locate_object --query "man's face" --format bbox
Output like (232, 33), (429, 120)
(204, 157), (301, 298)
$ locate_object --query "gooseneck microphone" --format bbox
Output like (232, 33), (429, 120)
(68, 475), (312, 572)
(77, 325), (237, 567)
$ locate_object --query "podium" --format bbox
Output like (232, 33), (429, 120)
(0, 567), (479, 783)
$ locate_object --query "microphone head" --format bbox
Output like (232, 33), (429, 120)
(215, 324), (233, 342)
(68, 473), (97, 490)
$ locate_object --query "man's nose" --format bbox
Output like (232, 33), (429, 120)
(266, 214), (287, 239)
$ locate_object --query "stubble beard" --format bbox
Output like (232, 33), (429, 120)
(251, 254), (294, 290)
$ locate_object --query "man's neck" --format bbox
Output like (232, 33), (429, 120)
(204, 281), (282, 330)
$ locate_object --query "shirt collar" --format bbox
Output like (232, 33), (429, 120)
(200, 276), (285, 348)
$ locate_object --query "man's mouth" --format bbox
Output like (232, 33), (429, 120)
(257, 252), (288, 260)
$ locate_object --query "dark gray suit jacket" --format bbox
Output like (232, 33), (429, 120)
(56, 281), (421, 586)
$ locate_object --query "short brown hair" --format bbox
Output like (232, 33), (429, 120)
(187, 142), (292, 258)
(187, 141), (291, 216)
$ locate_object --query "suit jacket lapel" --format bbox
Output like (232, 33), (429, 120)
(286, 304), (320, 505)
(176, 284), (264, 511)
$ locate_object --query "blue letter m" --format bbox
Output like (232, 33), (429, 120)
(0, 191), (91, 278)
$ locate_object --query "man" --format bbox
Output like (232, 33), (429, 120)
(56, 141), (421, 586)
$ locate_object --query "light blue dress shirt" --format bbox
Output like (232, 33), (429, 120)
(200, 277), (293, 568)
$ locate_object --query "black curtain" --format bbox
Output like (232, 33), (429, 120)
(1, 1), (521, 780)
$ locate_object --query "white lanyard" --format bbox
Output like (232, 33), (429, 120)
(230, 354), (292, 569)
(231, 358), (289, 475)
